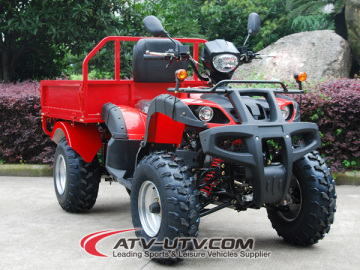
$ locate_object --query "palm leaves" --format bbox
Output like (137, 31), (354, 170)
(287, 0), (344, 16)
(286, 0), (344, 31)
(291, 14), (335, 31)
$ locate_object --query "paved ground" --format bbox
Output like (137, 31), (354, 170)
(0, 176), (359, 270)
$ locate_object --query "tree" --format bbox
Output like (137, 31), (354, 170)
(286, 0), (345, 33)
(64, 0), (205, 79)
(287, 0), (344, 17)
(200, 0), (291, 52)
(136, 0), (203, 38)
(0, 0), (123, 82)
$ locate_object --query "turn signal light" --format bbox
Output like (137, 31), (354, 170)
(176, 69), (187, 81)
(295, 72), (307, 82)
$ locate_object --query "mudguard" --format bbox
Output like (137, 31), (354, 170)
(101, 103), (146, 180)
(51, 122), (102, 163)
(142, 94), (205, 146)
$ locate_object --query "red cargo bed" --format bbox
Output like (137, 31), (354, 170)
(40, 36), (207, 133)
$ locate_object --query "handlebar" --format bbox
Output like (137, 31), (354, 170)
(144, 50), (176, 61)
(143, 54), (169, 60)
(144, 46), (265, 85)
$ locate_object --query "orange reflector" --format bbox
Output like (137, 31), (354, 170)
(297, 72), (307, 82)
(176, 69), (187, 81)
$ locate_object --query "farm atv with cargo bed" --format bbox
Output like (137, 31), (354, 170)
(41, 13), (336, 263)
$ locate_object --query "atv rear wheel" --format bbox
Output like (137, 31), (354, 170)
(267, 151), (336, 245)
(131, 153), (200, 264)
(54, 138), (101, 213)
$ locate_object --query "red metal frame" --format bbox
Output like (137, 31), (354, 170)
(82, 36), (207, 82)
(40, 36), (208, 126)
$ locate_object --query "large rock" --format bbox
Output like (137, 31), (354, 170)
(235, 30), (352, 81)
(345, 0), (360, 63)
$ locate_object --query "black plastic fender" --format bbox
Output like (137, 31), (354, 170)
(101, 103), (140, 180)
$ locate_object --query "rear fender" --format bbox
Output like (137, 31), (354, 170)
(51, 122), (102, 163)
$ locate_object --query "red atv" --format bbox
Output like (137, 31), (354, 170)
(41, 13), (336, 263)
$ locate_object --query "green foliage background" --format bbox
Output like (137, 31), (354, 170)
(0, 0), (346, 81)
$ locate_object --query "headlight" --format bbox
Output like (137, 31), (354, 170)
(281, 105), (291, 120)
(212, 54), (239, 73)
(198, 106), (214, 122)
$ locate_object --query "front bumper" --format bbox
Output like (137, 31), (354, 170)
(198, 89), (321, 207)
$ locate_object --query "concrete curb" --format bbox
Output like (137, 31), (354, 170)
(334, 171), (360, 185)
(0, 164), (358, 185)
(0, 164), (53, 177)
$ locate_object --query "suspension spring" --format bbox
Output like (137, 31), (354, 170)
(200, 158), (223, 196)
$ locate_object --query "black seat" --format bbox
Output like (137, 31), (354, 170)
(132, 38), (187, 82)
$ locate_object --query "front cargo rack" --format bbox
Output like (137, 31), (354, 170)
(168, 80), (304, 94)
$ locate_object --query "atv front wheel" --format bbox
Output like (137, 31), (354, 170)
(267, 151), (336, 245)
(54, 138), (101, 213)
(131, 153), (200, 264)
